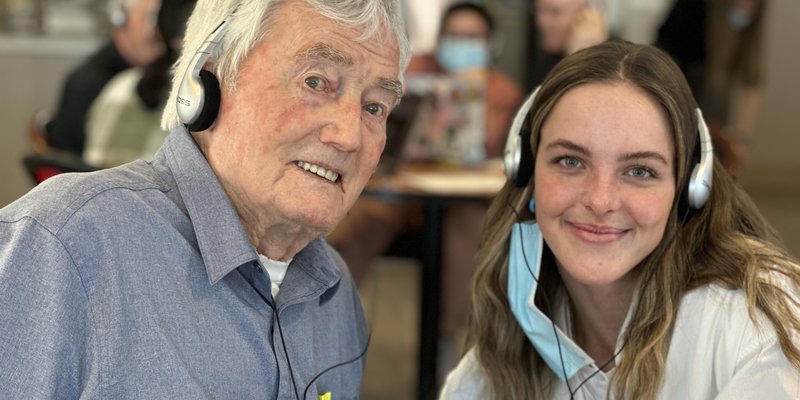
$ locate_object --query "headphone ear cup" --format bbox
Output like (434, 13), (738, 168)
(515, 129), (533, 187)
(505, 88), (539, 187)
(187, 70), (221, 132)
(679, 109), (714, 219)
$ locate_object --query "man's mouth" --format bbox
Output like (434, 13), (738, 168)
(294, 161), (340, 183)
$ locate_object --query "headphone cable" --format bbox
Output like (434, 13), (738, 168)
(264, 297), (302, 400)
(301, 251), (384, 399)
(246, 259), (376, 400)
(506, 198), (574, 395)
(505, 198), (690, 398)
(302, 332), (372, 400)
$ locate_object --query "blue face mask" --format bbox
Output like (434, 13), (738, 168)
(435, 36), (490, 73)
(507, 221), (594, 381)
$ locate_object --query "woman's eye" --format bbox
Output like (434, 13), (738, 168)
(558, 156), (582, 168)
(305, 76), (327, 91)
(628, 167), (655, 179)
(364, 103), (386, 117)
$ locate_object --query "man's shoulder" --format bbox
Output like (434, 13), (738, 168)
(1, 160), (170, 234)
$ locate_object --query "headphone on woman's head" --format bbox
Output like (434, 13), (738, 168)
(503, 87), (540, 188)
(503, 87), (714, 211)
(176, 19), (227, 132)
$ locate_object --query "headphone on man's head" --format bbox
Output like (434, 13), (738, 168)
(503, 87), (714, 211)
(176, 20), (227, 132)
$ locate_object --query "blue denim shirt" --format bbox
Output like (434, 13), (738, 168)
(0, 128), (367, 399)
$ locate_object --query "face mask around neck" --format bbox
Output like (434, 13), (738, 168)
(507, 220), (593, 381)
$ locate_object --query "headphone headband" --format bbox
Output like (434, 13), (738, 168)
(503, 87), (714, 211)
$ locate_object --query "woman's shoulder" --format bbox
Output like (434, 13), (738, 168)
(664, 277), (800, 397)
(439, 347), (490, 399)
(675, 280), (796, 365)
(677, 284), (769, 336)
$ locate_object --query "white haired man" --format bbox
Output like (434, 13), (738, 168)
(0, 0), (409, 398)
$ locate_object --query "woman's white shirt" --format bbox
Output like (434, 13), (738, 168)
(441, 283), (800, 399)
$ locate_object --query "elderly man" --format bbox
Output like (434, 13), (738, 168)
(0, 0), (409, 398)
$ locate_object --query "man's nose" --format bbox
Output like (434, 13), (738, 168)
(319, 96), (362, 152)
(581, 171), (622, 216)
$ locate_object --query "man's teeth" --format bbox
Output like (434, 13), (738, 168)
(296, 161), (339, 182)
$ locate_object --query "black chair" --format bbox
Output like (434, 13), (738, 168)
(23, 109), (99, 185)
(22, 150), (98, 185)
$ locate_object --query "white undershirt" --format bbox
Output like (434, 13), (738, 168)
(257, 254), (291, 299)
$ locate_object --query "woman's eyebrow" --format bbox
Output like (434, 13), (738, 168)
(544, 139), (589, 156)
(620, 151), (670, 166)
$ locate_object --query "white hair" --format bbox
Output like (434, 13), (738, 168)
(161, 0), (410, 130)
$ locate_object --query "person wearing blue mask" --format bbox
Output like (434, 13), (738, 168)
(328, 1), (523, 378)
(406, 1), (522, 157)
(441, 41), (800, 398)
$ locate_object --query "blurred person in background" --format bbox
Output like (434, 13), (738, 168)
(83, 0), (197, 167)
(702, 0), (767, 175)
(529, 0), (608, 88)
(328, 1), (522, 377)
(608, 0), (768, 175)
(44, 0), (164, 156)
(406, 1), (522, 157)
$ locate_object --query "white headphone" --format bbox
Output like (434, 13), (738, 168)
(176, 19), (228, 131)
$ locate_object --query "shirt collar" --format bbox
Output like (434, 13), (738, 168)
(162, 127), (257, 284)
(276, 238), (341, 309)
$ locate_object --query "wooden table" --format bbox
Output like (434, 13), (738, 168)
(363, 161), (506, 399)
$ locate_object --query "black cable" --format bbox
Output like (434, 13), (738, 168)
(246, 261), (375, 400)
(300, 252), (384, 399)
(505, 197), (574, 396)
(505, 197), (690, 399)
(567, 207), (689, 397)
(264, 296), (302, 400)
(302, 332), (372, 400)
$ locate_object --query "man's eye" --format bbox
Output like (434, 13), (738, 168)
(364, 103), (386, 117)
(305, 76), (326, 91)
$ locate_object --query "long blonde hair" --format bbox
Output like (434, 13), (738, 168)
(465, 41), (800, 399)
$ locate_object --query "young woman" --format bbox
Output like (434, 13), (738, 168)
(441, 41), (800, 399)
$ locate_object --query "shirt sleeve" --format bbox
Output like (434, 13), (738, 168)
(0, 217), (93, 398)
